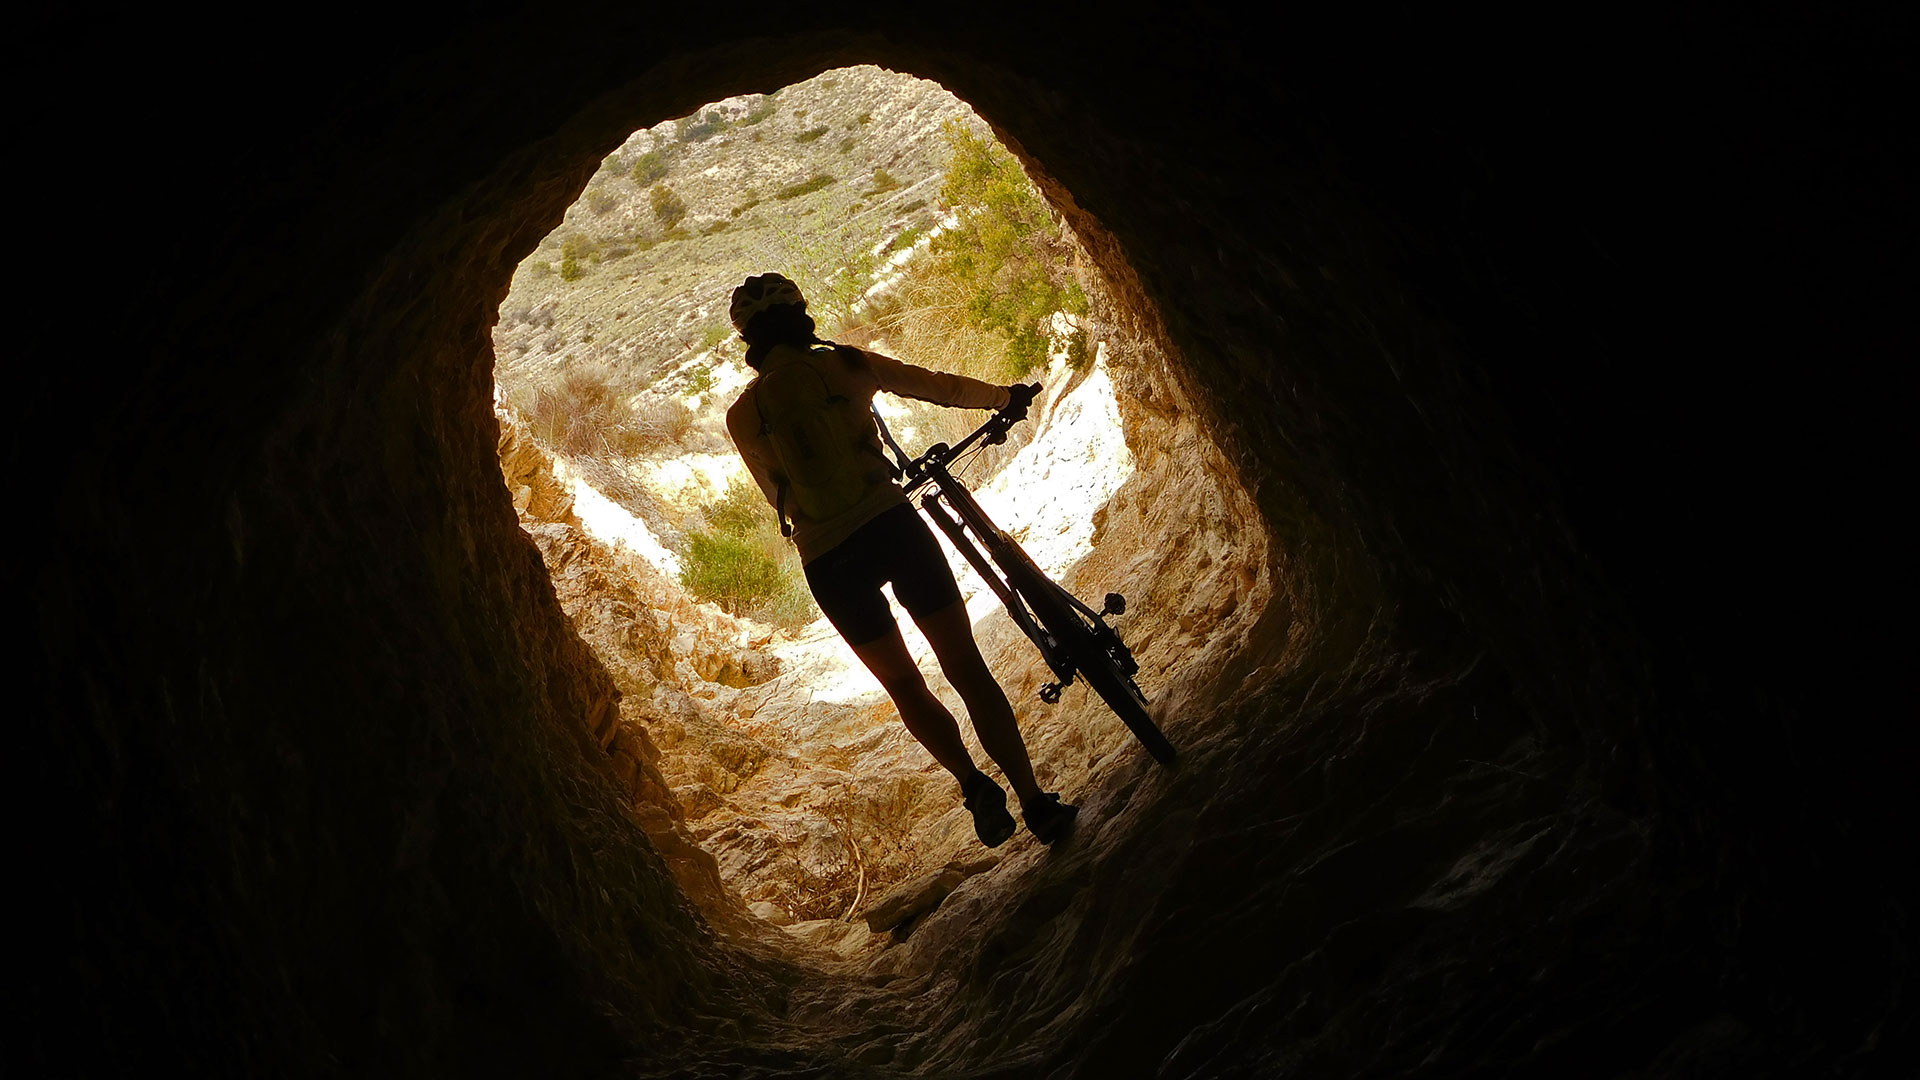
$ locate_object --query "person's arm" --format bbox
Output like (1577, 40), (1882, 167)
(861, 349), (1013, 410)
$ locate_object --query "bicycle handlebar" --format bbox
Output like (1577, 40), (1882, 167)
(900, 396), (1034, 496)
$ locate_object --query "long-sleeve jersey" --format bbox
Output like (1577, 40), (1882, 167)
(725, 342), (1011, 564)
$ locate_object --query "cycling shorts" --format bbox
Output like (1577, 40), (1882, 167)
(802, 503), (963, 645)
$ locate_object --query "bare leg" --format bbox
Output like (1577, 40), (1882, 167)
(911, 600), (1043, 803)
(848, 624), (978, 782)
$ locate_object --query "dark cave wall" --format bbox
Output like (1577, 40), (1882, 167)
(20, 3), (1908, 1074)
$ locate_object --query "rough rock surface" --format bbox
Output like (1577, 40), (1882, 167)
(861, 857), (996, 934)
(27, 8), (1906, 1080)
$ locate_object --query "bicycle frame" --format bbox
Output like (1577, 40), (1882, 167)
(873, 399), (1174, 762)
(912, 457), (1081, 690)
(885, 404), (1130, 702)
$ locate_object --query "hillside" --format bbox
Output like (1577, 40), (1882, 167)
(492, 65), (974, 398)
(489, 64), (1094, 625)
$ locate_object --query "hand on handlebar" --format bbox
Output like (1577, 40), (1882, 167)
(906, 383), (1044, 490)
(1003, 382), (1042, 417)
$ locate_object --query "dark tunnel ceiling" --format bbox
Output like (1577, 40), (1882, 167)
(22, 5), (1911, 1076)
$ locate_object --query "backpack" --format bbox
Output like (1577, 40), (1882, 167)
(751, 346), (883, 535)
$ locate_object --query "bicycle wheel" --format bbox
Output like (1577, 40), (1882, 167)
(1076, 634), (1177, 766)
(997, 547), (1177, 765)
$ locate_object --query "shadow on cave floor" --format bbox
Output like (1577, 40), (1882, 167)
(603, 475), (1877, 1080)
(659, 628), (1837, 1079)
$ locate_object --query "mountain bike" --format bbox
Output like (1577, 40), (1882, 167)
(873, 398), (1177, 765)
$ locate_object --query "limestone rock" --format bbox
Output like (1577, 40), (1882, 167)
(862, 856), (998, 933)
(781, 918), (875, 959)
(495, 405), (580, 528)
(748, 900), (793, 926)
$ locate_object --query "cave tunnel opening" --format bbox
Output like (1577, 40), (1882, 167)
(489, 64), (1278, 948)
(25, 8), (1909, 1078)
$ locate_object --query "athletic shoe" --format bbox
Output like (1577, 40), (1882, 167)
(962, 771), (1016, 848)
(1021, 792), (1078, 845)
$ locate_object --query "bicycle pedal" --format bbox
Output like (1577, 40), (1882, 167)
(1039, 682), (1064, 704)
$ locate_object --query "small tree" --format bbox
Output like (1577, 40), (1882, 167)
(931, 120), (1085, 376)
(758, 211), (875, 337)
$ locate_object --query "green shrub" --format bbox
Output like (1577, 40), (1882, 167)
(676, 109), (728, 143)
(649, 184), (688, 228)
(774, 174), (836, 200)
(681, 533), (784, 613)
(838, 137), (856, 154)
(629, 149), (669, 185)
(699, 324), (731, 351)
(587, 187), (620, 216)
(680, 476), (817, 625)
(1065, 325), (1092, 371)
(702, 475), (770, 536)
(869, 167), (902, 195)
(898, 198), (928, 215)
(560, 232), (598, 262)
(794, 125), (830, 144)
(559, 255), (586, 281)
(885, 223), (924, 254)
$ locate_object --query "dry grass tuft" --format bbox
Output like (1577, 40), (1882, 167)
(506, 360), (694, 459)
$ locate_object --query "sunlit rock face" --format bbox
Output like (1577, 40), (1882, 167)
(26, 6), (1904, 1078)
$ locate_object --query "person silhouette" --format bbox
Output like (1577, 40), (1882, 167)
(723, 272), (1076, 846)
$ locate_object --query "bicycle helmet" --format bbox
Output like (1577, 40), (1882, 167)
(729, 273), (805, 333)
